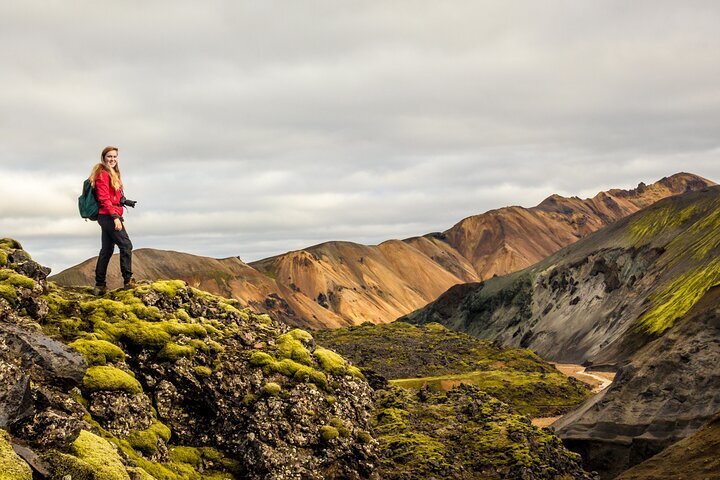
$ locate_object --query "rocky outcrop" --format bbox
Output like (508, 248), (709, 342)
(1, 238), (379, 479)
(2, 238), (598, 479)
(615, 412), (720, 479)
(52, 173), (714, 328)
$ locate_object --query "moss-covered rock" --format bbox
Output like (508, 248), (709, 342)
(0, 430), (32, 480)
(83, 366), (142, 394)
(70, 339), (126, 366)
(70, 430), (131, 480)
(373, 384), (593, 480)
(127, 421), (172, 456)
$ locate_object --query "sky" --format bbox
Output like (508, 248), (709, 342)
(2, 1), (720, 274)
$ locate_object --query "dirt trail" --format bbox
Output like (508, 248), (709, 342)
(531, 363), (616, 427)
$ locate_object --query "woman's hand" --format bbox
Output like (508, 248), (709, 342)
(114, 218), (123, 231)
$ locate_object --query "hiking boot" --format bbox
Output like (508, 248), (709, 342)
(94, 285), (108, 296)
(123, 278), (137, 290)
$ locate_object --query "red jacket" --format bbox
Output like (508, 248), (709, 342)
(95, 170), (124, 218)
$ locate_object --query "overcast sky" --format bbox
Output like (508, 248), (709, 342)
(2, 1), (720, 274)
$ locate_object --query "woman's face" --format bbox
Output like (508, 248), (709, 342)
(103, 150), (118, 168)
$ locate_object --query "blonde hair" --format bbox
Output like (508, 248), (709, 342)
(89, 146), (122, 190)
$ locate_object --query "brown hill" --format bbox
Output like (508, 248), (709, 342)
(52, 173), (713, 328)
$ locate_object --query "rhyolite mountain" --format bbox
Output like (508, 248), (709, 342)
(0, 238), (595, 479)
(51, 173), (713, 329)
(404, 185), (720, 477)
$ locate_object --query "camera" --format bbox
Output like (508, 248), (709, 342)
(120, 196), (137, 208)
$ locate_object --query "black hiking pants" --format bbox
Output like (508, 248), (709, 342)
(95, 214), (133, 286)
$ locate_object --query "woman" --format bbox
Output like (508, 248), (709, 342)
(90, 146), (137, 294)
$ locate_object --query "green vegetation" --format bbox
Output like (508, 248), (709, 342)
(0, 430), (32, 480)
(313, 347), (364, 379)
(315, 321), (589, 415)
(668, 198), (720, 260)
(127, 421), (172, 456)
(320, 425), (339, 442)
(391, 370), (588, 416)
(246, 329), (365, 390)
(70, 339), (126, 366)
(158, 342), (197, 361)
(629, 204), (699, 243)
(82, 366), (142, 394)
(194, 365), (212, 378)
(69, 430), (131, 480)
(373, 385), (587, 479)
(261, 382), (282, 396)
(0, 269), (36, 289)
(636, 258), (720, 334)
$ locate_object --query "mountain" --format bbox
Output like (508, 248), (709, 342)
(404, 185), (720, 476)
(51, 173), (714, 328)
(0, 238), (594, 479)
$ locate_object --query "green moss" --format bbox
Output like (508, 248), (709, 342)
(70, 339), (126, 366)
(0, 239), (19, 250)
(273, 358), (328, 388)
(0, 285), (17, 305)
(127, 421), (171, 456)
(0, 430), (32, 479)
(100, 320), (172, 349)
(637, 258), (720, 334)
(249, 351), (274, 367)
(175, 308), (191, 322)
(163, 322), (208, 338)
(194, 366), (212, 378)
(83, 366), (142, 394)
(261, 382), (282, 396)
(287, 328), (314, 342)
(276, 333), (312, 365)
(313, 347), (364, 379)
(71, 430), (131, 480)
(168, 446), (201, 466)
(376, 408), (409, 431)
(150, 280), (187, 297)
(629, 204), (699, 243)
(382, 432), (447, 464)
(320, 425), (339, 442)
(329, 417), (351, 437)
(158, 342), (196, 361)
(0, 251), (7, 267)
(44, 451), (95, 480)
(669, 200), (720, 259)
(357, 430), (373, 444)
(0, 269), (35, 290)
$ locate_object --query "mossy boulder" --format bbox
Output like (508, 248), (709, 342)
(83, 366), (142, 394)
(0, 430), (32, 480)
(70, 339), (126, 366)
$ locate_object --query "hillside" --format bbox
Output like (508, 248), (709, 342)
(51, 173), (713, 328)
(404, 185), (720, 476)
(314, 321), (591, 417)
(0, 238), (594, 479)
(615, 413), (720, 479)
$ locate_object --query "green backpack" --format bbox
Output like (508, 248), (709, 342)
(78, 179), (99, 221)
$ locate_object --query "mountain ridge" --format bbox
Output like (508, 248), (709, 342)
(51, 172), (715, 328)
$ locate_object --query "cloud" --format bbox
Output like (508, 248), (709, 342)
(1, 1), (720, 273)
